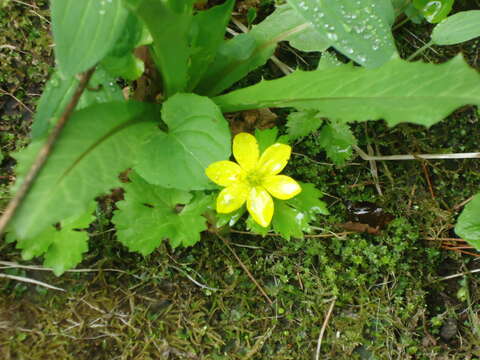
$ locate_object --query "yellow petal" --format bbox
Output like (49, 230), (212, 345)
(258, 143), (291, 176)
(206, 160), (243, 186)
(216, 183), (249, 214)
(247, 186), (274, 228)
(233, 132), (259, 172)
(263, 175), (301, 200)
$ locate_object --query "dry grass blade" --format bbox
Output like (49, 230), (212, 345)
(315, 297), (336, 360)
(0, 272), (65, 291)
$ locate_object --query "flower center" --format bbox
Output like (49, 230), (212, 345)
(245, 170), (264, 187)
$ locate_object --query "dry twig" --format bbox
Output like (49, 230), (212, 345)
(315, 297), (336, 360)
(0, 68), (95, 237)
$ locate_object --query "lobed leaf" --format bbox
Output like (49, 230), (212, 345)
(318, 121), (357, 165)
(214, 56), (480, 128)
(113, 172), (212, 255)
(286, 110), (323, 140)
(51, 0), (129, 75)
(10, 102), (158, 240)
(135, 93), (231, 191)
(455, 194), (480, 251)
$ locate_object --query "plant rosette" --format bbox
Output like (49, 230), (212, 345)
(206, 132), (301, 227)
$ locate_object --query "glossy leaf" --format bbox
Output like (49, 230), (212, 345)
(455, 194), (480, 251)
(432, 10), (480, 45)
(51, 0), (129, 75)
(195, 4), (331, 96)
(286, 182), (329, 222)
(10, 102), (158, 240)
(124, 0), (193, 96)
(214, 56), (480, 127)
(287, 0), (396, 68)
(187, 0), (235, 90)
(272, 200), (308, 240)
(246, 215), (270, 236)
(31, 67), (124, 139)
(113, 172), (211, 255)
(318, 121), (357, 165)
(413, 0), (453, 23)
(135, 94), (231, 190)
(286, 110), (323, 140)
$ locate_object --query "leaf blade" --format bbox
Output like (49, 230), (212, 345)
(213, 56), (480, 127)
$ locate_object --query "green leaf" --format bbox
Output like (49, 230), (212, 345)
(455, 194), (480, 251)
(124, 0), (194, 97)
(195, 4), (330, 96)
(31, 67), (124, 139)
(187, 0), (235, 90)
(113, 172), (211, 255)
(318, 121), (357, 165)
(255, 127), (279, 153)
(216, 206), (246, 228)
(246, 216), (270, 236)
(272, 200), (307, 240)
(287, 0), (396, 68)
(16, 206), (95, 275)
(413, 0), (453, 23)
(100, 12), (151, 80)
(44, 209), (95, 276)
(10, 101), (158, 240)
(135, 93), (231, 191)
(287, 182), (329, 222)
(51, 0), (129, 75)
(214, 56), (480, 127)
(432, 11), (480, 45)
(286, 110), (323, 140)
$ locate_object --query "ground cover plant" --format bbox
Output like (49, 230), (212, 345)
(1, 0), (480, 358)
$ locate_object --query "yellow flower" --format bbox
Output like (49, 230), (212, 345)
(205, 132), (302, 227)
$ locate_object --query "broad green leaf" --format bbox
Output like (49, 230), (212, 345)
(272, 200), (307, 240)
(51, 0), (129, 75)
(195, 4), (331, 96)
(187, 0), (235, 90)
(287, 0), (396, 68)
(10, 102), (158, 240)
(31, 67), (124, 139)
(214, 56), (480, 127)
(432, 11), (480, 45)
(113, 172), (211, 255)
(455, 193), (480, 251)
(286, 110), (323, 140)
(318, 121), (357, 165)
(124, 0), (194, 97)
(286, 182), (329, 222)
(135, 93), (231, 191)
(413, 0), (453, 23)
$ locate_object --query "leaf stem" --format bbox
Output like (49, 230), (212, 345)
(0, 68), (96, 237)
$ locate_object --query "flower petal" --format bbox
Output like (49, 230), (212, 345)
(247, 186), (274, 228)
(206, 160), (243, 186)
(216, 183), (249, 214)
(258, 143), (291, 176)
(263, 175), (301, 200)
(233, 132), (259, 172)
